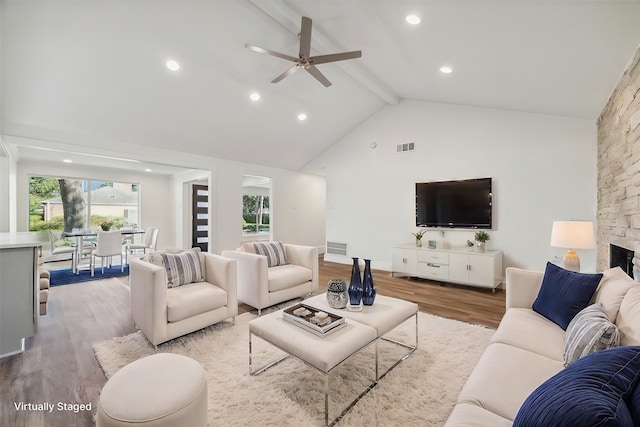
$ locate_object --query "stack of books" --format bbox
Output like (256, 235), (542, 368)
(282, 303), (346, 337)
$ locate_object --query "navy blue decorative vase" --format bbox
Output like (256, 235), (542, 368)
(348, 257), (363, 309)
(362, 259), (376, 305)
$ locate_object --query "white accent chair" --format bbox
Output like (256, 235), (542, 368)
(125, 228), (159, 263)
(222, 243), (318, 315)
(129, 251), (238, 346)
(91, 230), (124, 276)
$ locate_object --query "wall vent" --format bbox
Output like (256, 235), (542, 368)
(396, 142), (415, 153)
(326, 241), (348, 257)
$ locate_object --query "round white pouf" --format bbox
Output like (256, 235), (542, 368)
(97, 353), (207, 427)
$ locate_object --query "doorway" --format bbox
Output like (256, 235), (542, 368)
(191, 184), (208, 251)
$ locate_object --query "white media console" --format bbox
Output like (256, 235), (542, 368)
(392, 244), (503, 292)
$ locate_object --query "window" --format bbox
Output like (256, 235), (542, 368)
(242, 175), (271, 238)
(29, 176), (140, 232)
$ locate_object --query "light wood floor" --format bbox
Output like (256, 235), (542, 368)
(1, 258), (505, 427)
(315, 258), (505, 328)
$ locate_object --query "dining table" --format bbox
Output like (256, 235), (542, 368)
(61, 229), (145, 273)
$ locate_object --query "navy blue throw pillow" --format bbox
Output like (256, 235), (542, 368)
(630, 384), (640, 426)
(513, 346), (640, 427)
(532, 262), (602, 330)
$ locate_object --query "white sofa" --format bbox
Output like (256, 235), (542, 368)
(129, 251), (238, 346)
(445, 266), (640, 426)
(221, 243), (318, 315)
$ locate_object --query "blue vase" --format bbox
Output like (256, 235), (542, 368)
(362, 259), (376, 305)
(348, 257), (363, 306)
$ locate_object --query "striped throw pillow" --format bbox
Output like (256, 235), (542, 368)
(161, 249), (204, 288)
(253, 241), (287, 267)
(563, 302), (620, 366)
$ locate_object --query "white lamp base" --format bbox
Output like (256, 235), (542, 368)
(563, 249), (580, 272)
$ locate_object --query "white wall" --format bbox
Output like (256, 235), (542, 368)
(0, 13), (12, 233)
(15, 159), (175, 249)
(306, 99), (598, 272)
(212, 159), (326, 254)
(0, 154), (17, 232)
(0, 156), (7, 231)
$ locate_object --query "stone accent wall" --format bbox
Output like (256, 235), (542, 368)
(597, 46), (640, 271)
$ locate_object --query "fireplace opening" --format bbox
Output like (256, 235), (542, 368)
(610, 244), (634, 279)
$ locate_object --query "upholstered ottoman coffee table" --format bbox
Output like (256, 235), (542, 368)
(304, 293), (419, 379)
(249, 294), (418, 426)
(249, 309), (378, 426)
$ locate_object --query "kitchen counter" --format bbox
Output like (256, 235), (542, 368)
(0, 231), (48, 249)
(0, 232), (46, 358)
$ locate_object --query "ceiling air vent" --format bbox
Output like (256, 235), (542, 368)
(396, 142), (415, 153)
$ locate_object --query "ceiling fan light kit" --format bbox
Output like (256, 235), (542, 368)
(245, 16), (362, 87)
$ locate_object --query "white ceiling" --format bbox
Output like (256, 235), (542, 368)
(2, 0), (640, 172)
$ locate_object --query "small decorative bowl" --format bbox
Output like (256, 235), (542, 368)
(326, 279), (348, 309)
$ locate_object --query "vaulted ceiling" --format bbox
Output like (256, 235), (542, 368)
(2, 0), (640, 172)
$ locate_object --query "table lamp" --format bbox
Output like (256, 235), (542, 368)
(550, 221), (595, 272)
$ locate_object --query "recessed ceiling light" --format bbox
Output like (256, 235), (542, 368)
(145, 168), (152, 173)
(297, 113), (307, 121)
(63, 159), (72, 163)
(250, 92), (260, 101)
(440, 66), (453, 74)
(406, 15), (421, 25)
(166, 60), (180, 71)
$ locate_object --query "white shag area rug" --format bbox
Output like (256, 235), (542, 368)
(93, 311), (494, 426)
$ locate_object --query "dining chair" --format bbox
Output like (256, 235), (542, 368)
(48, 231), (76, 271)
(91, 230), (124, 276)
(125, 228), (159, 263)
(75, 235), (98, 274)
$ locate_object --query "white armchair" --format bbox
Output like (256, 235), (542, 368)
(129, 251), (237, 346)
(222, 242), (318, 315)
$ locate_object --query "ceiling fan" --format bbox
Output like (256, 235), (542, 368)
(245, 16), (362, 87)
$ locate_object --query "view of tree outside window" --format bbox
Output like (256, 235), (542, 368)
(242, 194), (270, 236)
(29, 176), (139, 233)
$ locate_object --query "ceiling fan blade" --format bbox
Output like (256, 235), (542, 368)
(271, 64), (299, 84)
(306, 65), (332, 87)
(245, 43), (298, 63)
(310, 50), (362, 65)
(299, 16), (312, 59)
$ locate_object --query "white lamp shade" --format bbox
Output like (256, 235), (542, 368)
(550, 221), (595, 250)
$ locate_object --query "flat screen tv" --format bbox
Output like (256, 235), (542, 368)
(416, 178), (492, 229)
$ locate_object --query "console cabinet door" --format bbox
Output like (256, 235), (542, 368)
(392, 248), (417, 275)
(468, 254), (495, 286)
(449, 253), (495, 287)
(449, 253), (470, 283)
